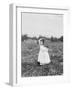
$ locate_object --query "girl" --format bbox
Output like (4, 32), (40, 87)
(37, 39), (51, 65)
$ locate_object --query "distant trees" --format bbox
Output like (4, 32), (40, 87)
(21, 34), (28, 41)
(51, 36), (58, 42)
(32, 37), (38, 40)
(21, 34), (38, 41)
(50, 36), (63, 42)
(21, 34), (63, 42)
(58, 36), (63, 42)
(51, 36), (63, 42)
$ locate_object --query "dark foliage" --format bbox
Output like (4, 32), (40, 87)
(50, 36), (63, 42)
(21, 34), (63, 42)
(21, 34), (28, 41)
(58, 36), (63, 42)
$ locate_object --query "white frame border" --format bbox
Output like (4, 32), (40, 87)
(9, 4), (70, 86)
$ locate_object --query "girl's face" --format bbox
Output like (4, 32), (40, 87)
(40, 40), (43, 45)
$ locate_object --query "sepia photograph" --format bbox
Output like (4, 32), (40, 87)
(21, 12), (63, 77)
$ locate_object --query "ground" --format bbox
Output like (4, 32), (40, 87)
(21, 39), (63, 77)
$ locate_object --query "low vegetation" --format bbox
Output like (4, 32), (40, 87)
(21, 36), (63, 77)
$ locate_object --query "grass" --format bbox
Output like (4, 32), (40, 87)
(21, 39), (63, 77)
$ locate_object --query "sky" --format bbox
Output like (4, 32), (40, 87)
(22, 12), (63, 38)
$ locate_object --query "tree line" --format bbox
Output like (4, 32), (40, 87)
(21, 34), (63, 42)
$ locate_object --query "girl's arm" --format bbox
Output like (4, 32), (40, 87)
(44, 46), (52, 51)
(45, 46), (49, 48)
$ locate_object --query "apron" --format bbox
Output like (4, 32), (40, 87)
(38, 45), (51, 65)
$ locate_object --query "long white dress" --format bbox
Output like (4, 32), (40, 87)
(38, 45), (51, 65)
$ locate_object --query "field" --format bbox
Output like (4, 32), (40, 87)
(21, 39), (63, 77)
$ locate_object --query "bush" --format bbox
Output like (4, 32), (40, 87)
(21, 34), (28, 41)
(59, 36), (63, 42)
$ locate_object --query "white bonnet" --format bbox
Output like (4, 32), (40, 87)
(38, 38), (44, 45)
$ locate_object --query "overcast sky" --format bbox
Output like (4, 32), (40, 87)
(22, 12), (63, 38)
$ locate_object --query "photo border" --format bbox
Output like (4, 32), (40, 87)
(9, 4), (70, 86)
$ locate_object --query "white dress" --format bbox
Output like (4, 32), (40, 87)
(38, 45), (51, 65)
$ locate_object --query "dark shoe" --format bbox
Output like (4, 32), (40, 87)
(37, 62), (40, 66)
